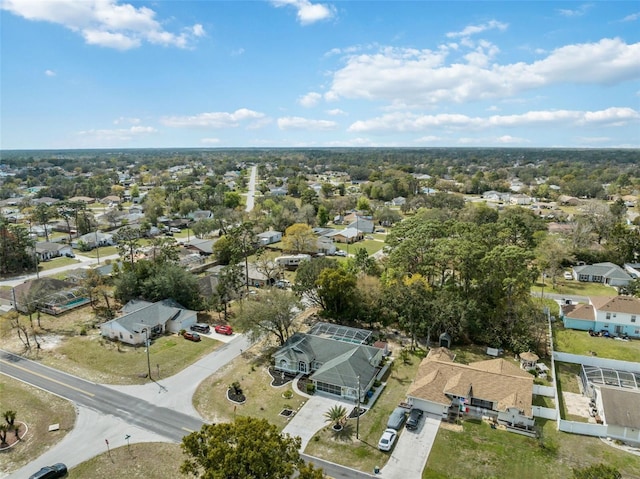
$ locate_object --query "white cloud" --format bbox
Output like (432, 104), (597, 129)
(298, 92), (322, 107)
(622, 12), (640, 22)
(44, 69), (56, 77)
(557, 3), (593, 17)
(326, 38), (640, 106)
(77, 125), (156, 141)
(347, 107), (639, 133)
(446, 20), (508, 39)
(414, 135), (442, 143)
(231, 47), (245, 56)
(325, 108), (346, 116)
(1, 0), (205, 50)
(271, 0), (335, 25)
(201, 138), (220, 144)
(113, 116), (141, 125)
(161, 109), (266, 128)
(277, 116), (338, 130)
(495, 135), (529, 144)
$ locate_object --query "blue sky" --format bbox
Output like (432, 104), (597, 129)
(1, 1), (639, 149)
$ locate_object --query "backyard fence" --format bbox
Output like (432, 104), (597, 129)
(533, 385), (556, 397)
(532, 406), (557, 420)
(553, 352), (640, 373)
(558, 420), (607, 437)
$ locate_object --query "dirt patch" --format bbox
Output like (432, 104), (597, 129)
(268, 367), (295, 387)
(439, 422), (463, 432)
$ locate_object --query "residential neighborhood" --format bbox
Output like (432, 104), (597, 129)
(1, 148), (639, 479)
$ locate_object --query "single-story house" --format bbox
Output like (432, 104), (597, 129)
(594, 387), (640, 445)
(183, 238), (216, 256)
(269, 187), (288, 196)
(510, 194), (532, 205)
(391, 197), (406, 207)
(482, 191), (509, 203)
(68, 196), (96, 204)
(32, 197), (60, 206)
(71, 231), (114, 250)
(328, 227), (363, 244)
(406, 347), (535, 432)
(316, 236), (336, 255)
(100, 195), (122, 205)
(35, 242), (73, 261)
(572, 262), (633, 287)
(257, 231), (283, 246)
(624, 263), (640, 279)
(561, 296), (640, 338)
(100, 299), (198, 345)
(189, 210), (213, 221)
(558, 195), (582, 206)
(243, 262), (277, 287)
(348, 217), (375, 234)
(0, 278), (89, 315)
(274, 332), (384, 400)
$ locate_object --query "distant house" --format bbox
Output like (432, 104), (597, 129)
(391, 197), (406, 207)
(269, 187), (288, 196)
(274, 324), (383, 400)
(35, 241), (73, 261)
(328, 227), (363, 244)
(333, 214), (344, 225)
(32, 197), (60, 206)
(510, 194), (532, 205)
(572, 262), (633, 287)
(183, 238), (217, 256)
(406, 348), (535, 433)
(348, 217), (375, 234)
(189, 210), (213, 221)
(483, 191), (509, 203)
(558, 195), (582, 206)
(257, 231), (283, 246)
(624, 263), (640, 279)
(243, 262), (277, 287)
(72, 231), (114, 250)
(100, 299), (198, 345)
(275, 254), (311, 270)
(68, 196), (96, 204)
(100, 195), (122, 205)
(561, 295), (640, 338)
(316, 236), (336, 255)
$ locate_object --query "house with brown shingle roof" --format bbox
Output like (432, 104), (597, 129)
(406, 348), (535, 432)
(561, 296), (640, 338)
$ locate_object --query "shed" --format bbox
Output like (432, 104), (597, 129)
(439, 332), (452, 348)
(519, 352), (539, 371)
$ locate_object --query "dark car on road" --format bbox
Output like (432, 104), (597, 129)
(29, 463), (67, 479)
(387, 406), (408, 431)
(406, 408), (424, 430)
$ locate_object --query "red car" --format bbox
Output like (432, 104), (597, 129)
(215, 324), (233, 335)
(183, 331), (201, 342)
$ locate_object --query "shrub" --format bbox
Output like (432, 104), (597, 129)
(306, 383), (315, 394)
(283, 390), (293, 399)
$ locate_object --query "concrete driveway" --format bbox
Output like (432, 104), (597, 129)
(283, 394), (354, 450)
(378, 412), (441, 479)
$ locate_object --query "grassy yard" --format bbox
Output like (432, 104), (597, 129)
(192, 345), (308, 429)
(0, 376), (76, 475)
(80, 245), (118, 258)
(38, 256), (79, 271)
(36, 331), (223, 384)
(532, 280), (617, 298)
(554, 324), (640, 362)
(303, 352), (423, 473)
(68, 443), (185, 479)
(423, 419), (640, 479)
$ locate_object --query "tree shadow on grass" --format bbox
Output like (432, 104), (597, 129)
(331, 423), (355, 442)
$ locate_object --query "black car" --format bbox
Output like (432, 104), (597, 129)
(190, 323), (211, 334)
(406, 408), (424, 430)
(29, 463), (67, 479)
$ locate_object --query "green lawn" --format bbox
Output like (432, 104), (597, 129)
(304, 353), (422, 473)
(80, 245), (118, 258)
(532, 280), (617, 298)
(423, 419), (640, 479)
(39, 331), (223, 384)
(554, 324), (640, 361)
(38, 256), (79, 271)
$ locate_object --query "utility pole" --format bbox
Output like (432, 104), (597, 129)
(143, 328), (151, 380)
(95, 230), (100, 265)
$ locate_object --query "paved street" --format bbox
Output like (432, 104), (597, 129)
(245, 164), (257, 212)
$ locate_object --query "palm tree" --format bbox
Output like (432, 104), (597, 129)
(3, 410), (16, 428)
(324, 405), (347, 430)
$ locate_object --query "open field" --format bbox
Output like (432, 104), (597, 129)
(303, 352), (422, 473)
(193, 344), (308, 429)
(423, 419), (640, 479)
(554, 324), (640, 362)
(0, 376), (76, 475)
(68, 442), (185, 479)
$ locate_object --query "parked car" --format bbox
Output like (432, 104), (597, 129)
(214, 324), (233, 335)
(377, 428), (397, 451)
(183, 331), (201, 342)
(190, 323), (211, 334)
(387, 406), (408, 431)
(170, 227), (181, 233)
(563, 271), (573, 280)
(406, 408), (424, 430)
(29, 463), (67, 479)
(335, 250), (348, 257)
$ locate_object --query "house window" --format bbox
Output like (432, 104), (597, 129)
(606, 313), (611, 320)
(298, 361), (307, 373)
(311, 361), (323, 370)
(579, 274), (589, 281)
(119, 332), (123, 339)
(471, 398), (493, 410)
(592, 275), (603, 283)
(632, 316), (636, 323)
(316, 381), (342, 396)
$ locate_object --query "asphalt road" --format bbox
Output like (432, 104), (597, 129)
(0, 350), (205, 442)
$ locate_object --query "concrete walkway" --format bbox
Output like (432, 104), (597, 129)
(378, 413), (441, 479)
(283, 393), (355, 450)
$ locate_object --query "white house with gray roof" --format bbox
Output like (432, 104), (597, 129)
(274, 330), (384, 400)
(100, 299), (197, 345)
(572, 262), (633, 287)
